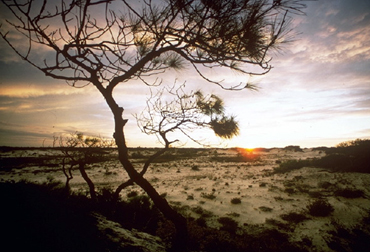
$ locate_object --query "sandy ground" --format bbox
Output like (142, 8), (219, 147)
(1, 147), (369, 251)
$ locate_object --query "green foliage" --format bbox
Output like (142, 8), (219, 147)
(194, 90), (239, 139)
(210, 116), (239, 139)
(195, 92), (225, 116)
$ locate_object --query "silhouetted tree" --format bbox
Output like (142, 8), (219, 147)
(0, 0), (307, 249)
(57, 132), (114, 201)
(113, 83), (239, 199)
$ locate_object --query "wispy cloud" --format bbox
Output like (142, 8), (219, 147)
(0, 0), (369, 147)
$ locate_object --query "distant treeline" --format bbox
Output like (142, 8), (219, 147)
(275, 139), (370, 174)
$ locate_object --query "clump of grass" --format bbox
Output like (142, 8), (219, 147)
(187, 195), (194, 200)
(307, 199), (334, 217)
(217, 217), (238, 234)
(226, 212), (240, 217)
(201, 192), (216, 200)
(327, 215), (370, 252)
(130, 151), (145, 159)
(318, 181), (334, 189)
(265, 218), (293, 231)
(190, 206), (214, 217)
(334, 188), (364, 198)
(195, 216), (207, 227)
(230, 197), (241, 204)
(259, 206), (273, 212)
(191, 165), (200, 171)
(308, 190), (322, 198)
(280, 212), (310, 223)
(284, 187), (295, 194)
(127, 190), (138, 198)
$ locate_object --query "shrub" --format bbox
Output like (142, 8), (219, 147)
(274, 159), (311, 173)
(334, 188), (364, 198)
(201, 192), (216, 200)
(217, 217), (238, 234)
(307, 199), (334, 217)
(191, 165), (200, 171)
(127, 190), (138, 198)
(312, 154), (351, 172)
(230, 198), (242, 204)
(318, 181), (334, 189)
(284, 145), (303, 152)
(196, 217), (207, 227)
(259, 206), (273, 212)
(280, 212), (310, 223)
(190, 206), (214, 217)
(130, 151), (145, 158)
(314, 139), (370, 173)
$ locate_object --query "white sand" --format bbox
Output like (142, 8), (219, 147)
(1, 147), (369, 251)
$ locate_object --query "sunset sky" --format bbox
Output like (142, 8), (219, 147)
(0, 0), (369, 148)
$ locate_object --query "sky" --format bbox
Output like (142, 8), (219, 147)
(0, 0), (369, 148)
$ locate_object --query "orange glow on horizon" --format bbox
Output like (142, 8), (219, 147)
(245, 148), (255, 153)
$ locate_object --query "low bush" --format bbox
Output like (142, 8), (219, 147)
(231, 197), (242, 204)
(274, 139), (370, 173)
(259, 206), (273, 212)
(127, 190), (139, 198)
(307, 199), (334, 217)
(1, 180), (310, 252)
(218, 217), (238, 234)
(334, 188), (364, 198)
(191, 165), (200, 171)
(284, 145), (303, 152)
(274, 159), (311, 173)
(280, 212), (310, 223)
(201, 192), (216, 200)
(0, 180), (113, 252)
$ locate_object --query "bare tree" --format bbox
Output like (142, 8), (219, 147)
(57, 132), (115, 201)
(113, 83), (239, 199)
(0, 0), (307, 248)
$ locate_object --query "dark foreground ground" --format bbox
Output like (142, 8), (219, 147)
(1, 142), (370, 251)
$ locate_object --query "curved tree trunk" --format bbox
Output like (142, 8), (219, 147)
(113, 147), (168, 202)
(121, 160), (188, 250)
(78, 162), (97, 202)
(108, 99), (187, 250)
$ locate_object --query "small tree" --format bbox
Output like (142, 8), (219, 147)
(1, 0), (307, 248)
(57, 132), (114, 200)
(113, 83), (238, 199)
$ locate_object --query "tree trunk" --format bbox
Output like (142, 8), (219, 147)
(96, 83), (188, 250)
(119, 155), (188, 250)
(78, 162), (97, 202)
(115, 108), (188, 250)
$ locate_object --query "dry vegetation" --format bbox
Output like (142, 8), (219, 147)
(1, 141), (370, 251)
